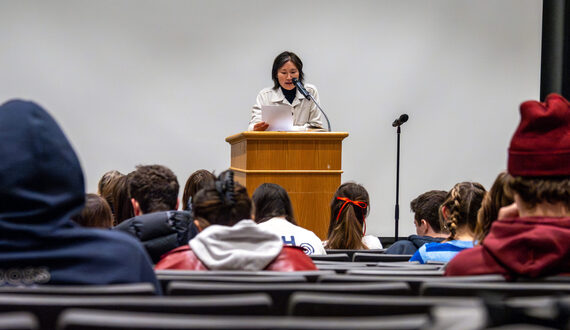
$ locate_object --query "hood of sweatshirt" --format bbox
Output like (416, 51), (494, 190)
(189, 219), (283, 271)
(0, 100), (85, 250)
(482, 217), (570, 277)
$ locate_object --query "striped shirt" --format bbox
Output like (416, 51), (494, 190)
(409, 240), (474, 264)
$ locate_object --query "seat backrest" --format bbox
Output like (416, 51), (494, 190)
(288, 292), (482, 317)
(167, 281), (411, 314)
(0, 283), (157, 296)
(352, 253), (413, 262)
(318, 274), (506, 295)
(324, 249), (385, 259)
(57, 308), (430, 330)
(420, 281), (570, 297)
(309, 253), (350, 262)
(0, 293), (272, 329)
(0, 312), (38, 330)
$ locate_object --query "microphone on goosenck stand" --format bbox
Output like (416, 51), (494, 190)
(292, 78), (331, 132)
(392, 113), (409, 243)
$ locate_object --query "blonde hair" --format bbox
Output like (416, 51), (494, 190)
(440, 182), (486, 241)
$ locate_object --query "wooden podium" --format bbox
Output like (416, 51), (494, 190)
(225, 131), (348, 239)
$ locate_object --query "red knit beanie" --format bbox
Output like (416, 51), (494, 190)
(508, 93), (570, 177)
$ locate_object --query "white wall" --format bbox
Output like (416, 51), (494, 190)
(0, 0), (542, 237)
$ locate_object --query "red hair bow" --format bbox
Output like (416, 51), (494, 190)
(335, 197), (368, 234)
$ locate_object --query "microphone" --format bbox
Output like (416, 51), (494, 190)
(292, 78), (311, 99)
(392, 114), (409, 127)
(291, 78), (332, 132)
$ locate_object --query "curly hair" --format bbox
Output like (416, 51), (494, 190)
(440, 182), (486, 241)
(128, 165), (179, 214)
(325, 182), (370, 250)
(192, 170), (252, 227)
(474, 172), (514, 243)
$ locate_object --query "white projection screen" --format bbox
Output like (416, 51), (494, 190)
(0, 0), (542, 237)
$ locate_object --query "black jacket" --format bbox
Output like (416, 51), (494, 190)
(384, 235), (445, 255)
(114, 211), (198, 263)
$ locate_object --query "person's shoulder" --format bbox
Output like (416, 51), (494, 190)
(258, 86), (277, 96)
(304, 83), (318, 93)
(75, 226), (148, 254)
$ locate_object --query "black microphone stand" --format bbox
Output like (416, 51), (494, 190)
(394, 124), (401, 242)
(306, 94), (331, 132)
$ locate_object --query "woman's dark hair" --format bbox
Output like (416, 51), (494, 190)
(112, 175), (134, 225)
(439, 182), (486, 241)
(192, 170), (252, 227)
(72, 194), (114, 228)
(252, 183), (296, 225)
(325, 182), (370, 250)
(272, 51), (304, 89)
(474, 172), (514, 243)
(182, 169), (216, 211)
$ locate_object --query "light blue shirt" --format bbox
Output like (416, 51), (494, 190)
(409, 240), (474, 264)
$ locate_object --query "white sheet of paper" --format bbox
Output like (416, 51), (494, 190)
(261, 105), (294, 131)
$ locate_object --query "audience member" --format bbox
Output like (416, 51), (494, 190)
(114, 165), (197, 263)
(385, 190), (448, 254)
(324, 182), (382, 250)
(253, 183), (326, 255)
(111, 174), (134, 225)
(473, 171), (514, 243)
(72, 194), (114, 229)
(97, 170), (124, 224)
(446, 94), (570, 278)
(155, 170), (317, 271)
(0, 100), (159, 291)
(181, 169), (216, 211)
(410, 182), (485, 263)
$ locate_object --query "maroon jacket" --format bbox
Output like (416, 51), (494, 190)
(445, 217), (570, 279)
(155, 245), (317, 271)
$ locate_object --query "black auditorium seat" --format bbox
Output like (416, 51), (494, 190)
(420, 281), (570, 297)
(309, 253), (350, 262)
(0, 293), (272, 329)
(166, 281), (411, 314)
(288, 291), (481, 317)
(0, 312), (38, 330)
(352, 253), (413, 262)
(56, 308), (430, 330)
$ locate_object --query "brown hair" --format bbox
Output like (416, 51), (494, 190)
(97, 170), (124, 222)
(474, 172), (514, 243)
(72, 194), (114, 228)
(507, 175), (570, 210)
(252, 183), (296, 225)
(128, 165), (179, 214)
(192, 170), (252, 227)
(440, 182), (486, 241)
(182, 169), (216, 211)
(325, 182), (369, 250)
(97, 170), (123, 195)
(410, 190), (448, 233)
(112, 175), (134, 225)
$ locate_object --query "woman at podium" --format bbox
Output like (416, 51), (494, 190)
(248, 51), (324, 131)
